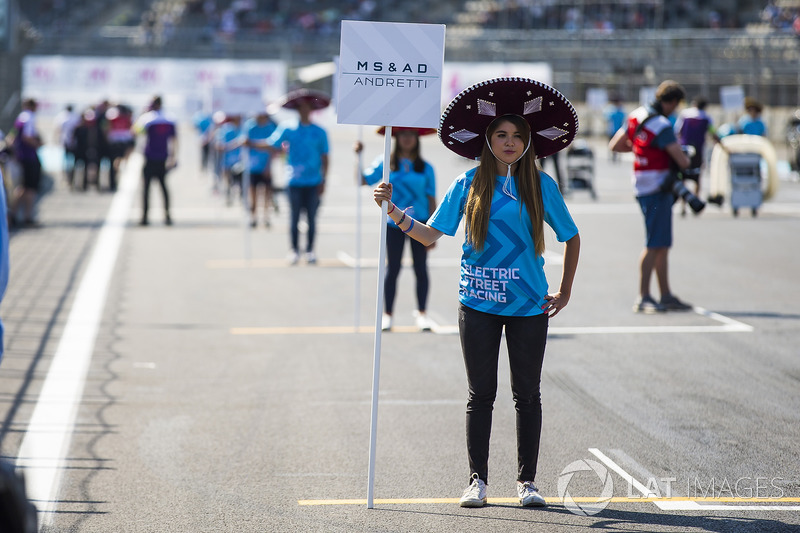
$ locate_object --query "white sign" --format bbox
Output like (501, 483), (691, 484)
(639, 86), (657, 107)
(586, 88), (609, 111)
(337, 20), (445, 128)
(442, 62), (552, 108)
(720, 85), (745, 112)
(211, 73), (266, 115)
(22, 56), (286, 119)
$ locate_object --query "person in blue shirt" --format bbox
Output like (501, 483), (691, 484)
(738, 98), (768, 137)
(356, 127), (437, 331)
(214, 114), (244, 206)
(193, 111), (214, 172)
(604, 95), (626, 162)
(244, 111), (277, 227)
(256, 89), (330, 265)
(372, 78), (580, 509)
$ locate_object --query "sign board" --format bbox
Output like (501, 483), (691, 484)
(586, 88), (609, 111)
(720, 85), (745, 112)
(337, 20), (445, 128)
(441, 62), (552, 108)
(211, 73), (265, 115)
(639, 86), (657, 107)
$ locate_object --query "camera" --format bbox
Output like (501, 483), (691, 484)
(664, 146), (705, 213)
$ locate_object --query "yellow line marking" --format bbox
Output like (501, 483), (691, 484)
(207, 258), (346, 269)
(298, 497), (800, 506)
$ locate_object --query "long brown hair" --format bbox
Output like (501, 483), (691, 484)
(464, 114), (546, 255)
(390, 133), (426, 173)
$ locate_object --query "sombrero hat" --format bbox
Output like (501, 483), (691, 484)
(275, 88), (331, 111)
(376, 126), (437, 136)
(439, 77), (578, 160)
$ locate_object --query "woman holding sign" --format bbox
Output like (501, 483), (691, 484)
(372, 78), (580, 508)
(356, 127), (437, 332)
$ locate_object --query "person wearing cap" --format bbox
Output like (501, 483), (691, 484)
(355, 127), (437, 331)
(373, 77), (581, 508)
(609, 80), (692, 313)
(254, 89), (330, 265)
(244, 110), (278, 227)
(737, 98), (768, 137)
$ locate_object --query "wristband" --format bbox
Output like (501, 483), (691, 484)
(401, 217), (415, 234)
(387, 203), (395, 215)
(397, 211), (406, 227)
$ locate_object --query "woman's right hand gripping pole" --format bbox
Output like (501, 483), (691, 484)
(373, 182), (393, 208)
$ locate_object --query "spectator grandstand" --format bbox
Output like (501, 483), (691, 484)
(21, 0), (772, 47)
(9, 0), (800, 111)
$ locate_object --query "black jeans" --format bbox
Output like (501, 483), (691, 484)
(142, 159), (170, 221)
(288, 185), (320, 253)
(384, 225), (429, 314)
(458, 304), (548, 485)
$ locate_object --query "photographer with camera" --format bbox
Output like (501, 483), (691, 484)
(609, 80), (693, 313)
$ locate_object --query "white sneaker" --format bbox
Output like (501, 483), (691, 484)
(287, 251), (300, 265)
(459, 473), (487, 508)
(517, 481), (546, 507)
(414, 311), (432, 331)
(381, 314), (392, 331)
(305, 251), (317, 264)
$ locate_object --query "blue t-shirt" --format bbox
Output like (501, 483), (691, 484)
(193, 113), (213, 137)
(604, 105), (626, 137)
(267, 121), (329, 187)
(364, 157), (435, 228)
(428, 168), (578, 317)
(245, 118), (277, 174)
(738, 116), (767, 137)
(216, 123), (242, 170)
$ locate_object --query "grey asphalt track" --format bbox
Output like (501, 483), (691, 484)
(1, 117), (799, 533)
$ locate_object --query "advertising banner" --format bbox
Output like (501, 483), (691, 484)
(337, 20), (445, 128)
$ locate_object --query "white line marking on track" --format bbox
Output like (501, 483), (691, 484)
(589, 448), (655, 498)
(656, 500), (800, 511)
(14, 154), (141, 527)
(432, 307), (753, 336)
(590, 449), (800, 511)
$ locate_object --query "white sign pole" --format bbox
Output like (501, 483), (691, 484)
(337, 19), (445, 509)
(242, 144), (252, 260)
(367, 126), (392, 508)
(354, 126), (364, 331)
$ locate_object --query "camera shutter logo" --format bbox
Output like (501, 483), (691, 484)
(557, 459), (614, 516)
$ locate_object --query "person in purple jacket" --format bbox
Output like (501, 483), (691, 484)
(8, 98), (43, 227)
(133, 96), (178, 226)
(674, 96), (726, 215)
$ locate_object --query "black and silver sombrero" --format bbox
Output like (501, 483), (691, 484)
(376, 126), (437, 137)
(276, 88), (331, 111)
(439, 77), (579, 160)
